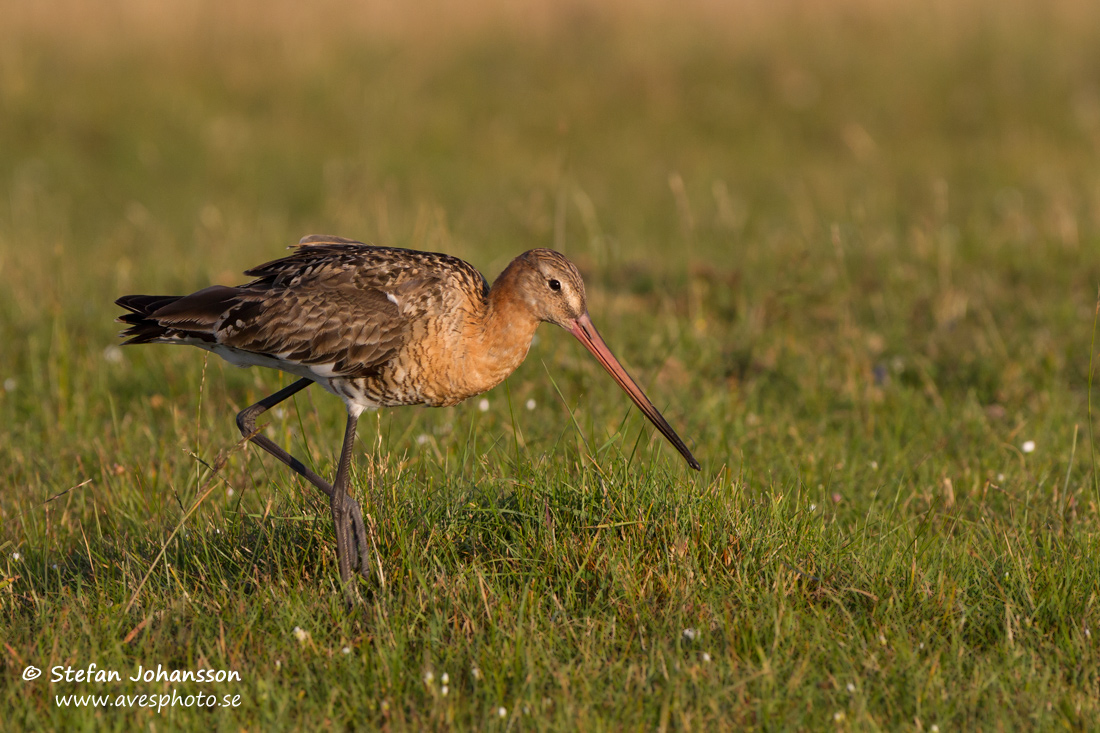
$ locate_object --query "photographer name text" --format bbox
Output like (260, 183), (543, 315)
(51, 663), (240, 684)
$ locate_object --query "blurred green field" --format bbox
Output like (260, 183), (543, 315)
(2, 0), (1100, 729)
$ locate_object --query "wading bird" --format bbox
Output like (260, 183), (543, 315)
(117, 235), (699, 593)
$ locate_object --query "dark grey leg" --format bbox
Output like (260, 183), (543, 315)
(236, 379), (333, 496)
(330, 414), (359, 588)
(235, 379), (372, 595)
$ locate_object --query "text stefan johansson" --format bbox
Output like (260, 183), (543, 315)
(52, 663), (241, 684)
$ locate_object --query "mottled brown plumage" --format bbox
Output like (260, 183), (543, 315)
(117, 234), (698, 597)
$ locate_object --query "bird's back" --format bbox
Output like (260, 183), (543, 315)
(117, 236), (492, 410)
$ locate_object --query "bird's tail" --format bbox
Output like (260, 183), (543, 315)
(115, 294), (187, 344)
(116, 285), (241, 345)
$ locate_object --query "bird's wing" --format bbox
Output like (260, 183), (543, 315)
(151, 240), (449, 379)
(214, 282), (414, 379)
(145, 237), (485, 380)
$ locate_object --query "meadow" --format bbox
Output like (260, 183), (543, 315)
(2, 0), (1099, 728)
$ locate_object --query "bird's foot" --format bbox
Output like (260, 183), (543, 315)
(331, 492), (379, 604)
(346, 499), (381, 587)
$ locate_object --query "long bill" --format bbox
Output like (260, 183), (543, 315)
(568, 312), (701, 470)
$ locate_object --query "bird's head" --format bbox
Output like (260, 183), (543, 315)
(508, 249), (588, 329)
(497, 248), (700, 471)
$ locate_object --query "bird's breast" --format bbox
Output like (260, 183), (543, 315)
(448, 311), (539, 403)
(393, 309), (537, 407)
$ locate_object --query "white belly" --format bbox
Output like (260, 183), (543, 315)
(194, 341), (380, 418)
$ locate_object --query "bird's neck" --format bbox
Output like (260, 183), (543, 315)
(459, 264), (541, 398)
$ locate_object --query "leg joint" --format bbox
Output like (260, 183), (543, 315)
(236, 408), (254, 437)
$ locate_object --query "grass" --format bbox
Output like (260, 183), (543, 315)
(2, 0), (1100, 728)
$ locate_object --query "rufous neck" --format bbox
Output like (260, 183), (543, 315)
(454, 263), (541, 398)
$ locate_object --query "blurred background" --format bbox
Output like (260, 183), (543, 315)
(3, 1), (1100, 727)
(2, 0), (1099, 544)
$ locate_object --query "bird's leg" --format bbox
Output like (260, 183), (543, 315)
(235, 378), (334, 498)
(330, 413), (373, 594)
(235, 379), (372, 596)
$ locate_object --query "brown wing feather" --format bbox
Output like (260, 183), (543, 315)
(152, 286), (241, 331)
(218, 284), (409, 378)
(243, 237), (487, 299)
(216, 240), (452, 378)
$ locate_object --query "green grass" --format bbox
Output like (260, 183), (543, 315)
(2, 0), (1100, 728)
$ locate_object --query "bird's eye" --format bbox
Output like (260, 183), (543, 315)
(548, 279), (561, 292)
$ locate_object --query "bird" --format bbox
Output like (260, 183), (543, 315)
(116, 234), (699, 595)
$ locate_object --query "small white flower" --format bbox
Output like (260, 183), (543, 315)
(342, 647), (351, 655)
(380, 700), (390, 712)
(870, 460), (879, 470)
(471, 666), (482, 680)
(682, 628), (698, 641)
(441, 685), (449, 696)
(525, 399), (536, 411)
(11, 552), (20, 561)
(498, 707), (507, 718)
(226, 488), (234, 497)
(931, 726), (940, 732)
(1085, 627), (1091, 638)
(275, 660), (281, 670)
(3, 377), (16, 392)
(846, 682), (856, 693)
(809, 504), (817, 512)
(215, 528), (221, 534)
(103, 346), (125, 364)
(478, 398), (490, 412)
(441, 672), (450, 684)
(1022, 440), (1036, 453)
(416, 433), (430, 445)
(701, 652), (711, 663)
(52, 563), (58, 570)
(997, 473), (1005, 482)
(833, 711), (845, 722)
(423, 670), (435, 684)
(919, 642), (925, 650)
(878, 633), (887, 645)
(292, 626), (309, 643)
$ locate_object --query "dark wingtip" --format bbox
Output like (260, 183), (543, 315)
(687, 455), (701, 471)
(115, 294), (144, 312)
(113, 294), (184, 344)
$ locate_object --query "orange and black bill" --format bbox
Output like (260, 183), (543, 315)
(569, 312), (701, 470)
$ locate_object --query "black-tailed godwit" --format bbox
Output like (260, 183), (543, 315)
(117, 235), (699, 593)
